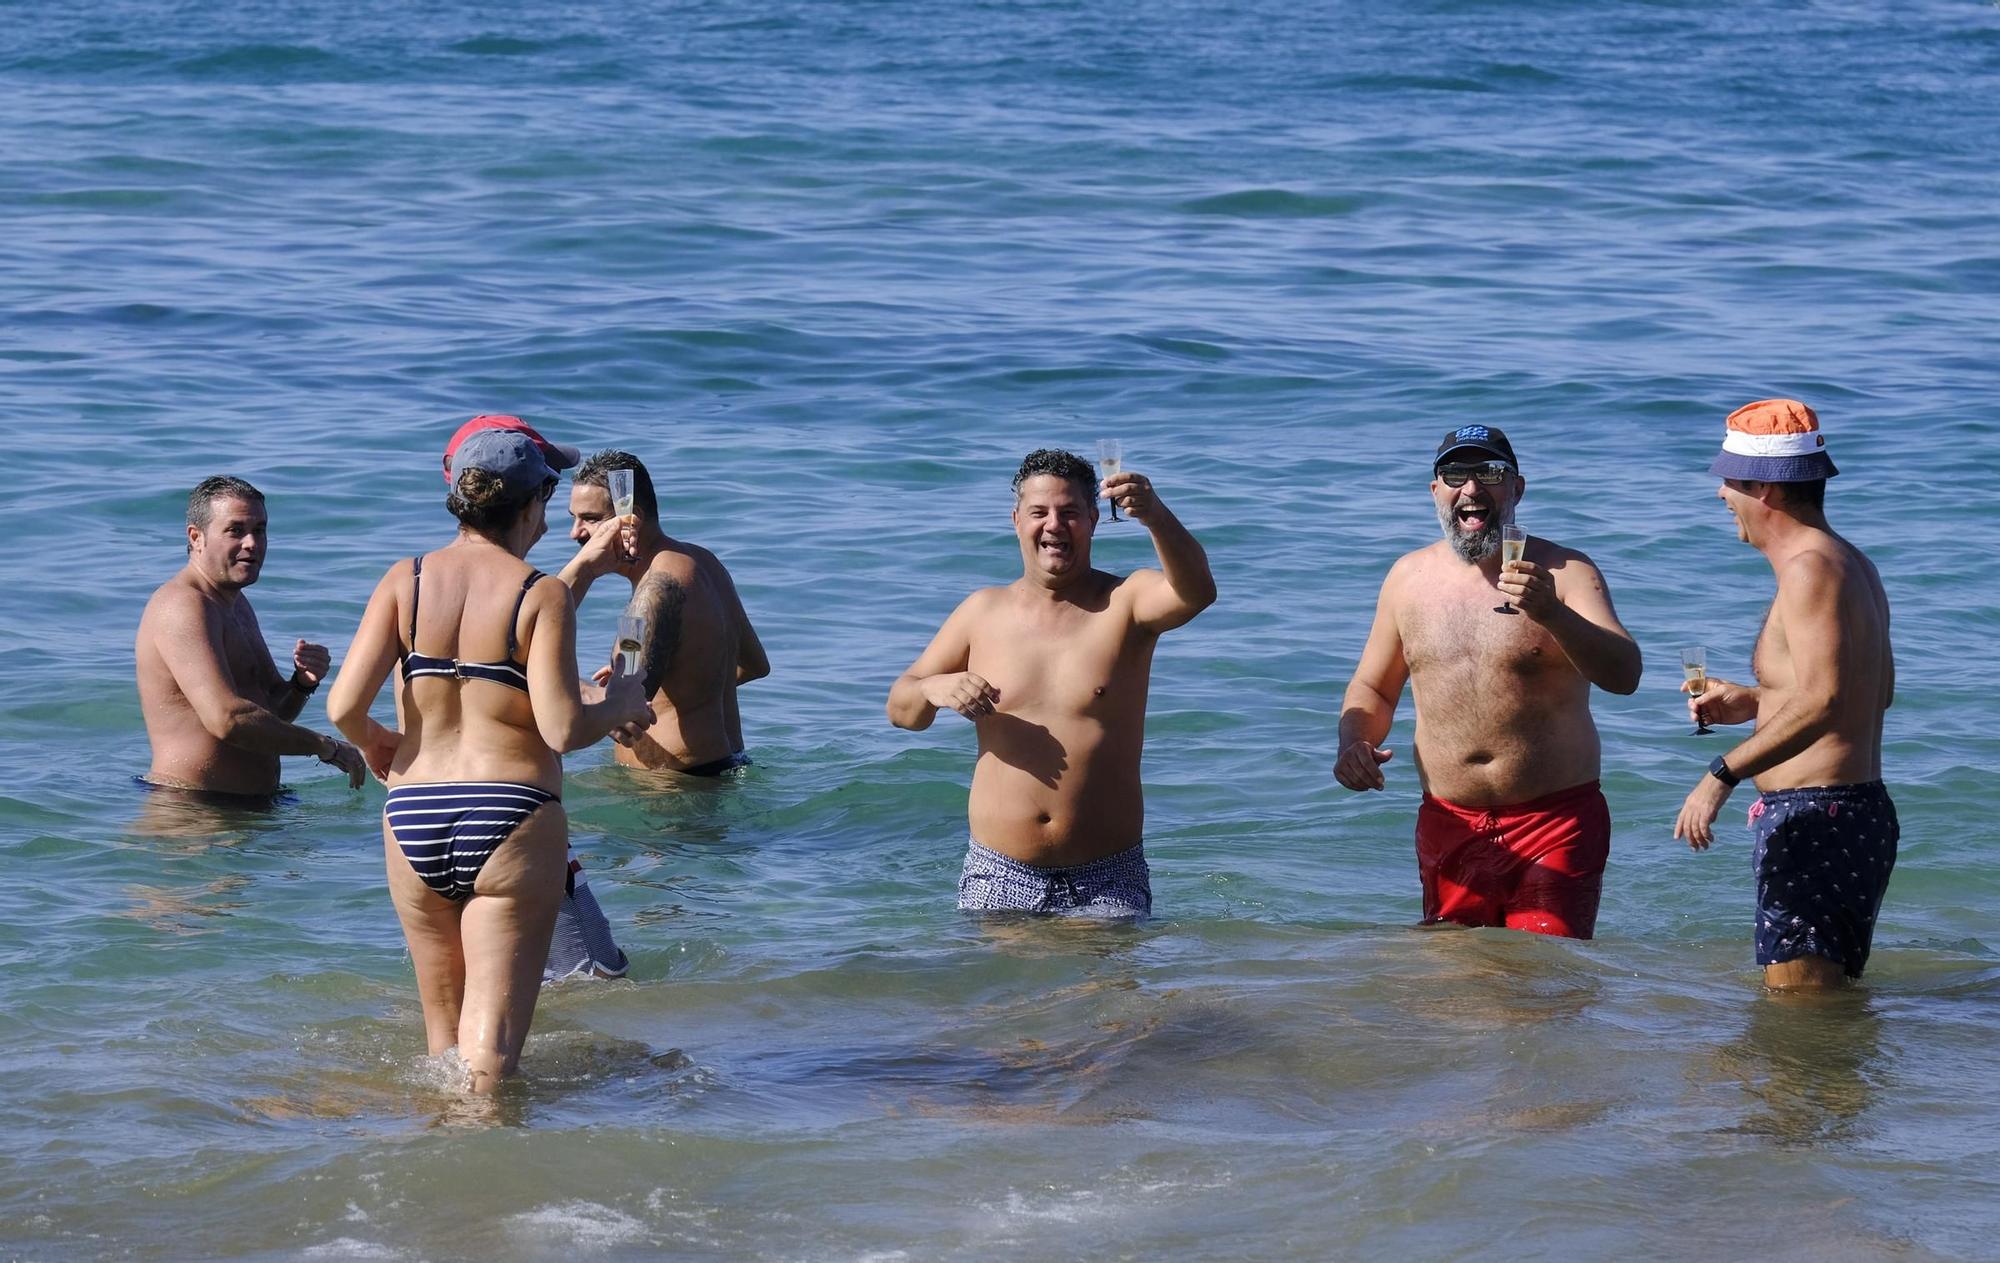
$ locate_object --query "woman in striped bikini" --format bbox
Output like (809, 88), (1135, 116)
(329, 417), (653, 1092)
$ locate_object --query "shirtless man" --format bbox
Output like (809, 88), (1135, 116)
(888, 448), (1216, 917)
(1673, 400), (1896, 989)
(540, 448), (770, 978)
(561, 449), (769, 774)
(136, 476), (366, 796)
(1335, 426), (1641, 939)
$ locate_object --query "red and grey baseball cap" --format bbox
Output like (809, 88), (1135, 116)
(441, 415), (580, 485)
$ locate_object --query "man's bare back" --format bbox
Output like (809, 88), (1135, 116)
(1745, 534), (1892, 790)
(678, 538), (764, 753)
(617, 544), (740, 772)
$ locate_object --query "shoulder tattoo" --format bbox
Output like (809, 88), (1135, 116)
(629, 574), (687, 693)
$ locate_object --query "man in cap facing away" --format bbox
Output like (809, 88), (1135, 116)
(1335, 425), (1641, 938)
(1673, 400), (1896, 988)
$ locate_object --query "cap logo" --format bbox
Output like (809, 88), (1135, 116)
(1453, 425), (1490, 443)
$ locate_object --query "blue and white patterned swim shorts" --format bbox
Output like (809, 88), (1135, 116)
(1751, 781), (1898, 979)
(544, 848), (630, 982)
(956, 839), (1152, 918)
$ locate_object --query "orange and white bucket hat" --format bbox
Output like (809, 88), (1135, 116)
(1709, 398), (1839, 482)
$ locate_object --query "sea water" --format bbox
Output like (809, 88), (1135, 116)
(2, 0), (1998, 1257)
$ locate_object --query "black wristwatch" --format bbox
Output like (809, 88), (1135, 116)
(289, 672), (319, 696)
(1707, 754), (1740, 788)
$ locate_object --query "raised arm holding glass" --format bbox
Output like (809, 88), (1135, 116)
(887, 448), (1215, 917)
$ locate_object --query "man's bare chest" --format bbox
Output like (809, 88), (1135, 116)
(1402, 590), (1557, 679)
(968, 611), (1130, 711)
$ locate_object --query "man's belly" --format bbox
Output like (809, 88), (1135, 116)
(1412, 714), (1601, 807)
(967, 744), (1143, 868)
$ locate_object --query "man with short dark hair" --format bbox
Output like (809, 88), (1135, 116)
(1674, 400), (1897, 988)
(1335, 426), (1640, 939)
(136, 476), (366, 796)
(538, 449), (770, 981)
(562, 450), (769, 773)
(887, 448), (1215, 917)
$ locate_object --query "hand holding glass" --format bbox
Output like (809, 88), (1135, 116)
(1681, 646), (1712, 735)
(1097, 439), (1123, 521)
(616, 615), (647, 679)
(1496, 525), (1527, 613)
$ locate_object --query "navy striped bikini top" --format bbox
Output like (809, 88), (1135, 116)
(400, 554), (544, 694)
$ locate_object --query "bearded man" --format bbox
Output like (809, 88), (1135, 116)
(1334, 426), (1641, 938)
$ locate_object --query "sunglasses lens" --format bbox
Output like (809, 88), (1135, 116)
(1438, 463), (1511, 488)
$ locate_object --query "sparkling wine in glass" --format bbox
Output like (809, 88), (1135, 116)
(607, 469), (637, 561)
(1681, 645), (1713, 735)
(1496, 524), (1527, 613)
(1097, 439), (1123, 521)
(616, 615), (647, 679)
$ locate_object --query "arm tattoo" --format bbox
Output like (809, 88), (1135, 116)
(630, 575), (686, 695)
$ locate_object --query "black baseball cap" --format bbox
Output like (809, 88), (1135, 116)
(1433, 424), (1518, 472)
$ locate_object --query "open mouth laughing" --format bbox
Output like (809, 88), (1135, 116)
(1439, 494), (1503, 563)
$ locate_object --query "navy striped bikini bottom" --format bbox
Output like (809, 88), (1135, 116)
(384, 781), (558, 902)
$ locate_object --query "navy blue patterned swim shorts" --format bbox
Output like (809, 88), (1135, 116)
(956, 839), (1152, 918)
(1751, 781), (1898, 979)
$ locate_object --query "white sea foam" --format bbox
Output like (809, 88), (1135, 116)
(299, 1239), (411, 1260)
(980, 1171), (1235, 1237)
(507, 1201), (650, 1251)
(403, 1046), (474, 1093)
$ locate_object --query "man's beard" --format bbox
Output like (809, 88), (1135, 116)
(1437, 503), (1506, 564)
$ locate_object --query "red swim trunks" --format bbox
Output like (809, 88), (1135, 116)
(1415, 780), (1610, 940)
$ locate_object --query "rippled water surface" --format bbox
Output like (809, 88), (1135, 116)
(3, 0), (1999, 1258)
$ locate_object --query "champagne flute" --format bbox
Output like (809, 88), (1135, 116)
(1097, 439), (1123, 522)
(616, 615), (647, 679)
(608, 468), (635, 518)
(1496, 524), (1527, 613)
(1681, 645), (1713, 735)
(607, 469), (636, 562)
